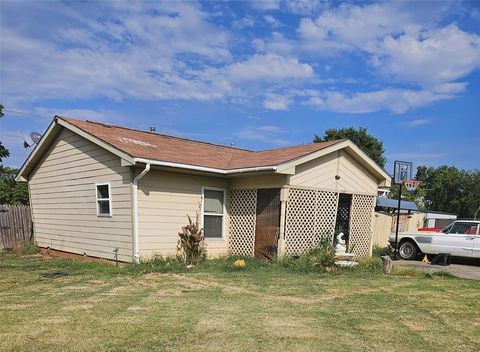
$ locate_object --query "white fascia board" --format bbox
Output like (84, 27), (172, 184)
(133, 157), (277, 175)
(275, 140), (391, 187)
(15, 119), (59, 182)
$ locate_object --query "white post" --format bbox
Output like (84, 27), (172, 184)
(133, 164), (150, 263)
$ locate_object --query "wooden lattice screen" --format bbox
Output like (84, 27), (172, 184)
(349, 194), (376, 256)
(284, 188), (338, 255)
(228, 189), (257, 256)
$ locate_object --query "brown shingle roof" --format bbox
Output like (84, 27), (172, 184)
(58, 116), (342, 170)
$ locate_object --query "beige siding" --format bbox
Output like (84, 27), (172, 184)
(289, 150), (378, 195)
(138, 170), (229, 258)
(229, 174), (286, 189)
(29, 128), (133, 262)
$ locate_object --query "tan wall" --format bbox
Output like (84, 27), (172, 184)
(29, 128), (133, 262)
(373, 212), (425, 247)
(138, 169), (229, 258)
(289, 150), (378, 195)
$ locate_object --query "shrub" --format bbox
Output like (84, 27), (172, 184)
(278, 237), (336, 273)
(140, 254), (186, 273)
(176, 214), (207, 265)
(372, 245), (388, 257)
(347, 257), (383, 274)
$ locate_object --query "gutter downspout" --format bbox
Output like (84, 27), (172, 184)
(133, 163), (150, 263)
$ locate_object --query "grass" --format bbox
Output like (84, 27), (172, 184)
(0, 252), (479, 352)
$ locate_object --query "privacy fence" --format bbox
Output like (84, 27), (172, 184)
(0, 205), (32, 249)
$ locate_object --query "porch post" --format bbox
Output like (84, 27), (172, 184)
(278, 187), (288, 257)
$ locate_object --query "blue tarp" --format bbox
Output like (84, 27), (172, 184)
(376, 197), (418, 211)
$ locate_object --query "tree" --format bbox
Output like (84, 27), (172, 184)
(0, 104), (29, 205)
(0, 104), (10, 162)
(313, 127), (386, 168)
(414, 166), (480, 219)
(0, 166), (29, 205)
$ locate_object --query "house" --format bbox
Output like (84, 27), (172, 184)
(16, 116), (391, 263)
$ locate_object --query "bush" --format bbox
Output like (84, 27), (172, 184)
(277, 238), (336, 273)
(176, 214), (207, 265)
(372, 245), (388, 257)
(139, 254), (186, 273)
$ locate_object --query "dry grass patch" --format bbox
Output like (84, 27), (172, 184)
(0, 253), (479, 352)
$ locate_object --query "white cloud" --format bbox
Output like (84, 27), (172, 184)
(406, 119), (432, 127)
(224, 54), (314, 83)
(263, 15), (282, 28)
(250, 0), (281, 11)
(233, 16), (256, 29)
(237, 125), (290, 146)
(305, 88), (460, 114)
(0, 2), (231, 103)
(263, 93), (292, 110)
(284, 0), (326, 15)
(373, 25), (480, 87)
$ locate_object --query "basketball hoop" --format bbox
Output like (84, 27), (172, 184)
(402, 180), (420, 192)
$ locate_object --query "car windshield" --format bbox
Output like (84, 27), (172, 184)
(442, 224), (452, 233)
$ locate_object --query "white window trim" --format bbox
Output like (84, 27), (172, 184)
(96, 182), (112, 217)
(201, 186), (226, 240)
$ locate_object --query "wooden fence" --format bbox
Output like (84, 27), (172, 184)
(0, 204), (32, 249)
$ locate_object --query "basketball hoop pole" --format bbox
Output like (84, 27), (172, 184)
(394, 183), (402, 260)
(392, 161), (413, 260)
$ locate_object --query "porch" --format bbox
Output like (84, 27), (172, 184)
(228, 186), (376, 258)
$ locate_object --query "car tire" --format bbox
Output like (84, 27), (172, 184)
(399, 240), (418, 260)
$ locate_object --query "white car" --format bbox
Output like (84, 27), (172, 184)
(389, 220), (480, 260)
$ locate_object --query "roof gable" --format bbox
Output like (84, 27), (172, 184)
(16, 116), (390, 186)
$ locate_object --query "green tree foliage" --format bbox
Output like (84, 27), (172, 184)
(0, 104), (10, 162)
(0, 166), (29, 205)
(0, 103), (30, 205)
(415, 166), (480, 219)
(313, 127), (386, 168)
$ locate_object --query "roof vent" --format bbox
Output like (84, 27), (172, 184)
(150, 126), (156, 133)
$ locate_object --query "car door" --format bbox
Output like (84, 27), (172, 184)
(472, 224), (480, 258)
(430, 222), (475, 257)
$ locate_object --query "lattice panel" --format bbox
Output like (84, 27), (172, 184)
(316, 190), (339, 243)
(228, 189), (257, 256)
(349, 194), (376, 257)
(285, 188), (338, 255)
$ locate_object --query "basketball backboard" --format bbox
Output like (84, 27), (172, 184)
(393, 161), (413, 184)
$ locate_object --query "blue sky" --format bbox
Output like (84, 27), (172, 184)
(1, 0), (479, 173)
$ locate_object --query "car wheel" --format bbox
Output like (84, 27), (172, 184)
(399, 241), (418, 260)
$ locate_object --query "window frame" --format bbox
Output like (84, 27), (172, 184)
(449, 222), (477, 235)
(201, 186), (226, 240)
(95, 182), (112, 217)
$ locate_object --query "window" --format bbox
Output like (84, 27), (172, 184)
(96, 183), (112, 216)
(202, 188), (225, 238)
(449, 222), (477, 234)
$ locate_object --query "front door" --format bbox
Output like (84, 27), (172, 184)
(254, 188), (281, 260)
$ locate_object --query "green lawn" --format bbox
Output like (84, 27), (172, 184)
(0, 253), (479, 352)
